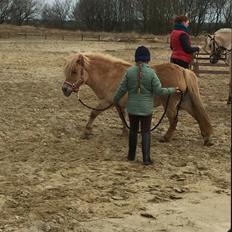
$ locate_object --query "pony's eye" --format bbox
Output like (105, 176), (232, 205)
(72, 71), (77, 74)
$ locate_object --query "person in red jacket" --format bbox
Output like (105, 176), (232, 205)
(170, 15), (200, 69)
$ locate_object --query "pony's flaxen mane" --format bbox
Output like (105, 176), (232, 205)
(64, 53), (90, 78)
(64, 52), (131, 77)
(84, 52), (132, 66)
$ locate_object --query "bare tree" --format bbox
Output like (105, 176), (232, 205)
(185, 0), (212, 35)
(0, 0), (12, 23)
(73, 0), (99, 30)
(73, 0), (142, 31)
(41, 0), (72, 27)
(52, 0), (232, 33)
(8, 0), (41, 25)
(223, 0), (232, 27)
(1, 0), (229, 34)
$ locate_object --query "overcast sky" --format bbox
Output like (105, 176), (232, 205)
(44, 0), (76, 3)
(46, 0), (56, 3)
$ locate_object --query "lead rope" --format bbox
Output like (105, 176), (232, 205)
(174, 88), (187, 122)
(76, 92), (113, 111)
(116, 94), (170, 133)
(74, 64), (114, 111)
(116, 89), (185, 133)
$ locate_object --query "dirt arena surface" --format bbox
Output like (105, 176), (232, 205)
(0, 36), (231, 232)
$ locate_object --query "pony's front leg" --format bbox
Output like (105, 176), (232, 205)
(228, 84), (232, 104)
(115, 106), (128, 136)
(82, 100), (112, 139)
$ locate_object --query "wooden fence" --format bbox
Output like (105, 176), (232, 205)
(191, 52), (229, 76)
(0, 32), (100, 40)
(0, 31), (169, 43)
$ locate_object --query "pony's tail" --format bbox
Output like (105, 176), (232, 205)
(183, 69), (213, 140)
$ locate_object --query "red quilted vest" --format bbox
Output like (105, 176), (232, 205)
(170, 30), (192, 63)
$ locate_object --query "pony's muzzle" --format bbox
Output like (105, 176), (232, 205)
(62, 84), (73, 97)
(209, 55), (218, 64)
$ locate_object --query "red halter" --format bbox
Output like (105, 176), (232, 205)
(64, 66), (84, 92)
(63, 79), (84, 92)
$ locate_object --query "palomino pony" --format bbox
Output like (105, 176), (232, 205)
(62, 53), (213, 146)
(205, 28), (232, 104)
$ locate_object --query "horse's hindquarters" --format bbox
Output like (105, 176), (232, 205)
(152, 63), (188, 90)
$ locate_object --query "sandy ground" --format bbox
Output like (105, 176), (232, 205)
(0, 37), (231, 232)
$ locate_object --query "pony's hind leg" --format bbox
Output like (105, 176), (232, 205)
(181, 97), (213, 146)
(82, 100), (112, 139)
(159, 98), (178, 143)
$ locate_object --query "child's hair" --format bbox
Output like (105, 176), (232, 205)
(174, 15), (189, 23)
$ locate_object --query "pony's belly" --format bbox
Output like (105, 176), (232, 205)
(154, 96), (162, 107)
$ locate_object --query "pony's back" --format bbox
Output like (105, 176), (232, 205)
(215, 28), (232, 34)
(215, 28), (232, 50)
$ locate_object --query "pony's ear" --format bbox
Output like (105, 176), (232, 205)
(76, 54), (84, 66)
(64, 56), (70, 63)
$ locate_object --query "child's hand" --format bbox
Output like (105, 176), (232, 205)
(176, 87), (182, 94)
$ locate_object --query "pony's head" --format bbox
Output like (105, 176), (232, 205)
(207, 34), (223, 64)
(62, 53), (89, 97)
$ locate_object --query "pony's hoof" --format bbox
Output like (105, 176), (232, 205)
(227, 96), (231, 104)
(81, 128), (93, 139)
(159, 137), (169, 143)
(204, 140), (214, 146)
(121, 130), (128, 137)
(80, 133), (90, 140)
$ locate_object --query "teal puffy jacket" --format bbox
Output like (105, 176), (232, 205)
(113, 63), (176, 116)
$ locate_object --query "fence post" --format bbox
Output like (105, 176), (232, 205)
(192, 61), (199, 77)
